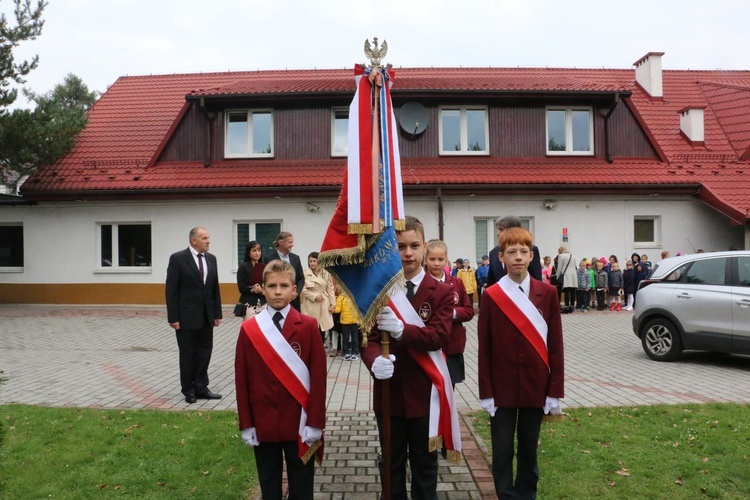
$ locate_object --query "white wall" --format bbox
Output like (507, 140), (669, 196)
(0, 194), (743, 285)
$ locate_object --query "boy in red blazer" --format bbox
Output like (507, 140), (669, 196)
(478, 227), (564, 499)
(425, 239), (475, 386)
(235, 260), (327, 500)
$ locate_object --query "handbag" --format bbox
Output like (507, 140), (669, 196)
(555, 255), (572, 288)
(233, 302), (247, 317)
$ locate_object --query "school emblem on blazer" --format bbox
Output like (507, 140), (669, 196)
(418, 303), (432, 321)
(291, 342), (301, 357)
(453, 291), (459, 304)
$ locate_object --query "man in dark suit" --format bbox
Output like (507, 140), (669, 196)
(263, 231), (305, 311)
(485, 215), (542, 288)
(166, 226), (223, 404)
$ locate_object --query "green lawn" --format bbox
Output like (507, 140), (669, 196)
(472, 403), (750, 498)
(0, 405), (258, 499)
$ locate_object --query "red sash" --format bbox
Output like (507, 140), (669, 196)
(485, 281), (549, 370)
(244, 314), (323, 464)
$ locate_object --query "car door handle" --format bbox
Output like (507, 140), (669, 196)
(737, 299), (750, 307)
(676, 293), (692, 299)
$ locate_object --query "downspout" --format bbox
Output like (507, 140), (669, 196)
(437, 188), (444, 240)
(604, 93), (620, 163)
(199, 97), (214, 167)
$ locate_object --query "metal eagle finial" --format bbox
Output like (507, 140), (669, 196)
(364, 37), (388, 68)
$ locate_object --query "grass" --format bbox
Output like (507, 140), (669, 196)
(0, 405), (258, 499)
(472, 403), (750, 499)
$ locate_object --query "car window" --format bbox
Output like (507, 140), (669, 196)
(685, 258), (726, 285)
(738, 256), (750, 287)
(664, 263), (688, 282)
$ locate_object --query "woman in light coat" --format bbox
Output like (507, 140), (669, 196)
(301, 252), (336, 343)
(555, 246), (578, 311)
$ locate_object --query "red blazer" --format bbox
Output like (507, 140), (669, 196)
(234, 308), (327, 441)
(478, 279), (564, 408)
(361, 275), (453, 418)
(442, 274), (475, 355)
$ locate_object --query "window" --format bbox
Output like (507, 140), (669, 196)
(546, 107), (593, 155)
(685, 258), (727, 286)
(439, 107), (488, 154)
(235, 221), (282, 267)
(475, 217), (533, 262)
(332, 108), (348, 156)
(737, 257), (750, 287)
(0, 224), (23, 269)
(634, 216), (660, 246)
(225, 110), (273, 158)
(99, 223), (152, 268)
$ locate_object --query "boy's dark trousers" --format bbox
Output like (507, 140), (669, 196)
(490, 408), (544, 500)
(254, 440), (315, 500)
(596, 289), (606, 310)
(575, 289), (588, 309)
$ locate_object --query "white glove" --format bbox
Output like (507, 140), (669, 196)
(372, 354), (396, 380)
(480, 398), (497, 417)
(241, 427), (259, 447)
(376, 306), (404, 340)
(543, 397), (561, 415)
(302, 426), (322, 445)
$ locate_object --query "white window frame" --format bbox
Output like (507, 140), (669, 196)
(331, 107), (349, 157)
(0, 223), (24, 273)
(633, 216), (661, 247)
(439, 106), (489, 155)
(95, 222), (152, 274)
(234, 220), (283, 270)
(545, 106), (594, 156)
(224, 109), (274, 158)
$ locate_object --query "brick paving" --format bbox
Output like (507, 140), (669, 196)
(3, 304), (750, 498)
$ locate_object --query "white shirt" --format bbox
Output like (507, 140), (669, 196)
(513, 274), (532, 298)
(275, 250), (291, 263)
(404, 268), (426, 294)
(266, 304), (292, 329)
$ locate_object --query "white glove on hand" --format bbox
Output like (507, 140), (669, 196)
(480, 398), (497, 417)
(372, 354), (396, 380)
(302, 426), (322, 445)
(241, 427), (259, 447)
(543, 397), (561, 415)
(376, 306), (404, 340)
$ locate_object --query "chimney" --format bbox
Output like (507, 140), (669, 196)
(679, 107), (705, 145)
(633, 52), (664, 99)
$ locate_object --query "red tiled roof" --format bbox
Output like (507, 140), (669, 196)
(21, 66), (750, 222)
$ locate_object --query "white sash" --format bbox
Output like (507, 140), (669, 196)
(499, 276), (548, 346)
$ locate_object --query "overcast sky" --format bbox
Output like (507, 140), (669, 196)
(7, 0), (749, 107)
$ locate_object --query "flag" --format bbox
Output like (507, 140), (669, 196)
(319, 64), (405, 333)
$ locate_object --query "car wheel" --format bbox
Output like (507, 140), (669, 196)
(641, 318), (683, 361)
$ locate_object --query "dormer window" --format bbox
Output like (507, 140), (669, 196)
(546, 107), (593, 155)
(331, 108), (348, 157)
(225, 110), (273, 158)
(439, 106), (488, 155)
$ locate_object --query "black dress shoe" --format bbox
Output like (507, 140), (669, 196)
(185, 394), (197, 404)
(196, 390), (222, 400)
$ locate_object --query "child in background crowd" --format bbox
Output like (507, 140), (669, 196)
(622, 260), (636, 311)
(589, 257), (598, 309)
(594, 260), (609, 311)
(608, 261), (624, 311)
(335, 292), (359, 360)
(541, 256), (553, 283)
(457, 259), (478, 307)
(575, 259), (590, 311)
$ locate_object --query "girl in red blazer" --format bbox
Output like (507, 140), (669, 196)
(425, 239), (475, 386)
(478, 227), (564, 499)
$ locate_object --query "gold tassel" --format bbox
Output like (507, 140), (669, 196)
(348, 223), (373, 234)
(445, 449), (462, 464)
(394, 219), (405, 231)
(300, 440), (322, 465)
(427, 435), (444, 453)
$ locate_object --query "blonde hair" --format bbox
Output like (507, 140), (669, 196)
(426, 239), (448, 255)
(262, 259), (296, 284)
(400, 215), (425, 240)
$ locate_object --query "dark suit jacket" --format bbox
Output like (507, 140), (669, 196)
(264, 250), (305, 309)
(478, 279), (564, 408)
(234, 308), (327, 440)
(166, 248), (222, 330)
(362, 275), (454, 418)
(486, 244), (543, 287)
(236, 261), (266, 307)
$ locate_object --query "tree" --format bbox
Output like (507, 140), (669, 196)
(0, 73), (98, 185)
(1, 0), (47, 111)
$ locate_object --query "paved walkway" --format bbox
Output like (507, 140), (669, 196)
(3, 305), (750, 498)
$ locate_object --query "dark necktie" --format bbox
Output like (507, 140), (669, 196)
(519, 285), (524, 294)
(406, 280), (415, 300)
(273, 311), (283, 332)
(197, 254), (205, 283)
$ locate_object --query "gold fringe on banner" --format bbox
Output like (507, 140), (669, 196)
(394, 219), (405, 231)
(300, 439), (323, 466)
(428, 435), (443, 452)
(348, 223), (373, 234)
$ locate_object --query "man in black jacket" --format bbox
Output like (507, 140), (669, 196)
(263, 231), (305, 311)
(485, 216), (542, 288)
(166, 226), (223, 404)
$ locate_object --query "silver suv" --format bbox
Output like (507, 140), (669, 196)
(632, 251), (750, 361)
